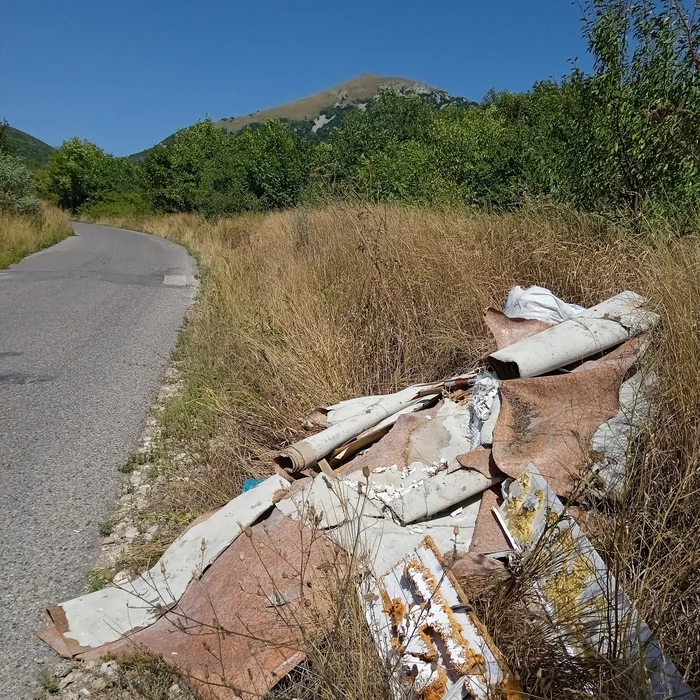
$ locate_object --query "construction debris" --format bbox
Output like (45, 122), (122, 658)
(489, 291), (659, 378)
(39, 475), (289, 655)
(276, 385), (440, 473)
(497, 465), (694, 699)
(76, 512), (340, 700)
(41, 286), (693, 700)
(589, 369), (656, 496)
(491, 350), (637, 497)
(364, 537), (522, 699)
(503, 284), (585, 324)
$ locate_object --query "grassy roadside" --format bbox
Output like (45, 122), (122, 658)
(0, 202), (73, 268)
(89, 204), (700, 697)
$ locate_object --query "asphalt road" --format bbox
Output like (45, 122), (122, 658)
(0, 223), (197, 698)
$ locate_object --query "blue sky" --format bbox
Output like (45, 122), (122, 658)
(1, 1), (591, 156)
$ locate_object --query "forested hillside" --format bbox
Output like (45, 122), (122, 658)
(37, 0), (700, 229)
(4, 126), (54, 168)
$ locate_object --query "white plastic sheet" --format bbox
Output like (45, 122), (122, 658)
(504, 285), (584, 325)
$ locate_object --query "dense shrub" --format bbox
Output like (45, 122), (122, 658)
(0, 152), (40, 214)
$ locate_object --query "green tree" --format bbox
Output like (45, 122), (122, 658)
(41, 138), (115, 212)
(429, 105), (522, 207)
(325, 92), (436, 185)
(351, 140), (443, 203)
(236, 120), (311, 209)
(577, 0), (700, 212)
(142, 119), (257, 214)
(0, 120), (14, 156)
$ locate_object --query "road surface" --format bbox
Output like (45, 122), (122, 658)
(0, 223), (197, 698)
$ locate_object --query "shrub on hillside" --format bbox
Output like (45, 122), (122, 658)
(0, 152), (40, 214)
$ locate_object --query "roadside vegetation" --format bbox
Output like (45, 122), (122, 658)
(0, 203), (73, 268)
(0, 122), (72, 268)
(94, 203), (700, 697)
(36, 0), (700, 697)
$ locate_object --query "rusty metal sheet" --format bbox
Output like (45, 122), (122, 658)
(364, 536), (522, 699)
(73, 512), (341, 700)
(484, 308), (552, 350)
(492, 357), (635, 497)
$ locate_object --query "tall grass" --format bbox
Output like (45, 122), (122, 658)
(0, 202), (73, 268)
(94, 204), (700, 697)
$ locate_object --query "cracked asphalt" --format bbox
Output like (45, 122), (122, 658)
(0, 223), (197, 698)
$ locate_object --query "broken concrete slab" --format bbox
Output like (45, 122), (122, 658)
(275, 472), (384, 528)
(328, 497), (481, 578)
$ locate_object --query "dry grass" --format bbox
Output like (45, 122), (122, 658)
(0, 202), (72, 268)
(93, 204), (700, 698)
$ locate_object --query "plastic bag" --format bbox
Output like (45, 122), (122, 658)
(503, 285), (584, 325)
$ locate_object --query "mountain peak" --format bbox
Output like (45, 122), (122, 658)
(214, 74), (450, 136)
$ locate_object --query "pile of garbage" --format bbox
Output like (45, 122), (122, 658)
(40, 287), (694, 700)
